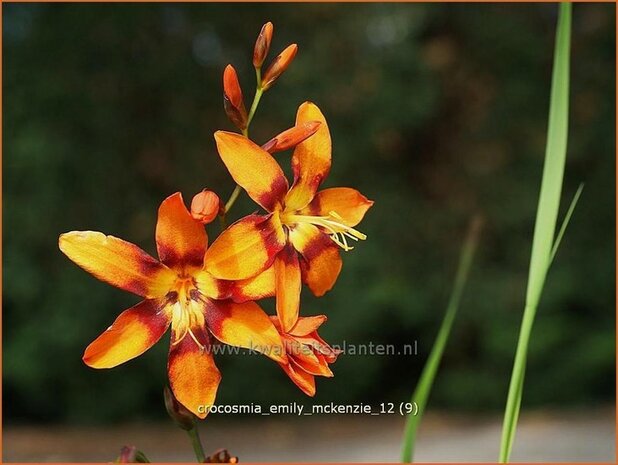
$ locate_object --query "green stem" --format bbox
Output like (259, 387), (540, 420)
(218, 211), (229, 230)
(224, 185), (242, 214)
(220, 68), (264, 226)
(246, 68), (263, 129)
(187, 425), (206, 463)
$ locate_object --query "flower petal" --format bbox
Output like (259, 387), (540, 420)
(228, 264), (275, 303)
(280, 359), (315, 397)
(295, 333), (340, 364)
(274, 245), (301, 333)
(301, 187), (373, 229)
(206, 300), (287, 363)
(315, 353), (336, 373)
(288, 223), (342, 297)
(59, 231), (175, 298)
(168, 329), (221, 419)
(285, 102), (331, 211)
(214, 131), (288, 212)
(83, 299), (170, 369)
(290, 315), (327, 337)
(194, 269), (230, 300)
(293, 352), (333, 377)
(156, 192), (208, 268)
(285, 337), (332, 377)
(204, 213), (285, 280)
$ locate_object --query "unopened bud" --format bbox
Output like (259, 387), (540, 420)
(223, 65), (247, 130)
(262, 121), (321, 154)
(261, 44), (298, 91)
(191, 189), (221, 224)
(253, 22), (273, 68)
(205, 448), (239, 463)
(164, 386), (195, 431)
(116, 446), (149, 463)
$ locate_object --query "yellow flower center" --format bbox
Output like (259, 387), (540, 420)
(168, 275), (207, 349)
(280, 209), (367, 251)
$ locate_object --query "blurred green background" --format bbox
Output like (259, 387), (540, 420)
(3, 3), (615, 425)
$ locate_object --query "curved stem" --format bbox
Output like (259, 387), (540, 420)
(186, 425), (206, 463)
(224, 185), (242, 213)
(246, 68), (263, 129)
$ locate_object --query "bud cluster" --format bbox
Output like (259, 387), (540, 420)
(223, 22), (298, 130)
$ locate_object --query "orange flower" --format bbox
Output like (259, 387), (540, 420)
(271, 313), (339, 397)
(213, 101), (373, 333)
(59, 193), (286, 418)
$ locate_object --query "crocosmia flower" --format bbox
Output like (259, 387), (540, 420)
(59, 193), (286, 418)
(271, 313), (339, 397)
(213, 102), (373, 333)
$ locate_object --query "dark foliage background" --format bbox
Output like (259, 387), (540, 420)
(3, 3), (615, 424)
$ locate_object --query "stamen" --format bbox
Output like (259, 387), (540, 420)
(169, 285), (207, 350)
(285, 211), (367, 252)
(187, 328), (206, 351)
(171, 330), (187, 346)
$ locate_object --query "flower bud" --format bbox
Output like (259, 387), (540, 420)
(261, 121), (321, 154)
(223, 65), (247, 130)
(164, 386), (195, 431)
(116, 446), (149, 463)
(117, 446), (137, 463)
(253, 22), (273, 69)
(261, 44), (298, 91)
(205, 448), (239, 463)
(191, 189), (221, 224)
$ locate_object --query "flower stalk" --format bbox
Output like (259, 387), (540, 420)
(221, 65), (263, 224)
(220, 23), (298, 221)
(187, 425), (207, 463)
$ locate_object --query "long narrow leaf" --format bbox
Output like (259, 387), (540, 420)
(498, 4), (572, 462)
(400, 216), (482, 463)
(550, 183), (584, 264)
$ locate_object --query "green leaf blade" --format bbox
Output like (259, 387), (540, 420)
(499, 4), (573, 462)
(400, 216), (482, 462)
